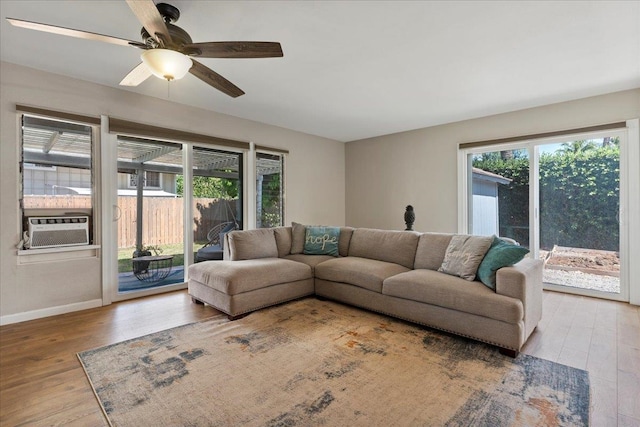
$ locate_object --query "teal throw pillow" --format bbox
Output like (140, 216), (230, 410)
(477, 236), (529, 290)
(303, 226), (340, 256)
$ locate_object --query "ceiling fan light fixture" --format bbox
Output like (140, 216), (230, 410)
(141, 48), (192, 81)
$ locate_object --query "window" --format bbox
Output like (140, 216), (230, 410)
(145, 171), (161, 188)
(21, 115), (94, 240)
(256, 152), (284, 228)
(128, 171), (162, 189)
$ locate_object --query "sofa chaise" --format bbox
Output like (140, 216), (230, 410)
(188, 225), (542, 356)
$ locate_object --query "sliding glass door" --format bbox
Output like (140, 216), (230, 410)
(116, 137), (185, 293)
(466, 130), (628, 301)
(103, 136), (246, 299)
(538, 137), (621, 296)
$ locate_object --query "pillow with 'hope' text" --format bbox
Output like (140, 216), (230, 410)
(303, 226), (340, 256)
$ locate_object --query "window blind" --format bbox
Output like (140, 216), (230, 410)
(459, 122), (627, 150)
(16, 104), (100, 125)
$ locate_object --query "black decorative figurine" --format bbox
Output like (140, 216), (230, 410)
(404, 205), (415, 231)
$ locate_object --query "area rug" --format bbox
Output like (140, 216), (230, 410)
(78, 298), (590, 426)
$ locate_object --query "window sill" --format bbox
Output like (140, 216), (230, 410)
(17, 245), (100, 264)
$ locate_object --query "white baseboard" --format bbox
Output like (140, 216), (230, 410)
(0, 299), (103, 326)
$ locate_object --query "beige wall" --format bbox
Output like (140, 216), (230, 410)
(0, 61), (345, 319)
(346, 89), (640, 231)
(2, 59), (637, 320)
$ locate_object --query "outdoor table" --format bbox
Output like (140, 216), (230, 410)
(132, 255), (174, 282)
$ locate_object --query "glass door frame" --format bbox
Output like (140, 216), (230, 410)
(102, 132), (190, 303)
(458, 124), (633, 302)
(100, 123), (249, 304)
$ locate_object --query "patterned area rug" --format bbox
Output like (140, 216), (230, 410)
(78, 298), (590, 426)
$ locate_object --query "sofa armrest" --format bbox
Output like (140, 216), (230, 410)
(496, 258), (543, 339)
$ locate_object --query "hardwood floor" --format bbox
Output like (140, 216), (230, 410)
(0, 291), (222, 426)
(1, 290), (638, 426)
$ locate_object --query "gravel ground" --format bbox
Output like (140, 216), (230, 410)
(543, 269), (620, 294)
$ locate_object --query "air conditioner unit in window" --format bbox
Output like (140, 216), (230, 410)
(28, 216), (89, 249)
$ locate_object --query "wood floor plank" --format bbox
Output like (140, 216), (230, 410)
(618, 414), (640, 427)
(590, 376), (618, 423)
(587, 329), (618, 381)
(557, 347), (589, 370)
(563, 325), (594, 354)
(618, 371), (640, 420)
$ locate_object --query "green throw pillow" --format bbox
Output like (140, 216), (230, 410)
(477, 236), (529, 290)
(303, 226), (340, 256)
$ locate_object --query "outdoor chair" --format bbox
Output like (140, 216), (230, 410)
(195, 221), (238, 262)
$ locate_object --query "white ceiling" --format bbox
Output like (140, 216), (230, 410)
(1, 1), (639, 142)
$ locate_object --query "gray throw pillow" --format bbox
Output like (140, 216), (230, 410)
(291, 222), (306, 254)
(438, 235), (493, 281)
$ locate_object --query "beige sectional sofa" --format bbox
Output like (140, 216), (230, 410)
(188, 226), (542, 356)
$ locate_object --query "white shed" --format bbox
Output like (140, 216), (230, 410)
(471, 168), (512, 236)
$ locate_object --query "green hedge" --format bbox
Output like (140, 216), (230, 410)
(473, 147), (619, 251)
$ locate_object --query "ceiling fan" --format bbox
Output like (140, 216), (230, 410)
(6, 0), (284, 98)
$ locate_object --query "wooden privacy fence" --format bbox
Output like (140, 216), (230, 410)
(24, 195), (93, 209)
(24, 195), (238, 248)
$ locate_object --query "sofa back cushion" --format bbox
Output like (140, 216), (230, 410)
(348, 228), (420, 269)
(273, 227), (292, 258)
(228, 229), (278, 260)
(338, 227), (354, 257)
(290, 222), (306, 254)
(414, 233), (454, 270)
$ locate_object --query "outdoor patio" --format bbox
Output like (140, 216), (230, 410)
(118, 266), (185, 292)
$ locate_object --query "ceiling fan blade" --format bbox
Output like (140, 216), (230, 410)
(120, 62), (153, 86)
(186, 42), (284, 58)
(125, 0), (172, 46)
(6, 18), (145, 48)
(189, 60), (245, 98)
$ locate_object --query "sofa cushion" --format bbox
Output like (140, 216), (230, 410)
(284, 254), (334, 273)
(273, 227), (292, 258)
(291, 222), (306, 254)
(304, 226), (340, 256)
(414, 233), (454, 270)
(315, 256), (410, 293)
(228, 228), (278, 260)
(438, 235), (493, 281)
(188, 258), (312, 295)
(348, 229), (420, 269)
(382, 269), (523, 323)
(338, 227), (354, 257)
(476, 236), (530, 290)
